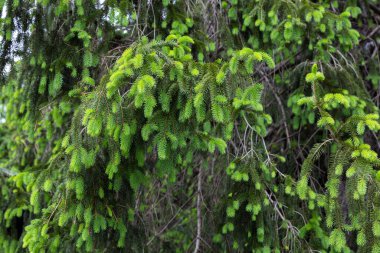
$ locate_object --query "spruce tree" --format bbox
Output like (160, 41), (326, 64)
(1, 0), (380, 252)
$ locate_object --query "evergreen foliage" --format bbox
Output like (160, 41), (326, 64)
(1, 0), (380, 252)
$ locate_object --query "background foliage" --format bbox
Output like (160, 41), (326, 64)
(1, 0), (380, 252)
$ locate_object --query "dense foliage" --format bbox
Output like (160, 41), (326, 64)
(1, 0), (380, 252)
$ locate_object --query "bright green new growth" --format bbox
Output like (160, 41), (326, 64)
(18, 35), (274, 252)
(297, 64), (380, 252)
(1, 0), (380, 252)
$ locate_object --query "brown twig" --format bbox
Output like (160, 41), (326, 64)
(193, 167), (203, 253)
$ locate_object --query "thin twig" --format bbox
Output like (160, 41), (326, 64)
(193, 167), (202, 253)
(0, 168), (17, 176)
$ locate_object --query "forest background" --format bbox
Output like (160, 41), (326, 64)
(1, 0), (380, 252)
